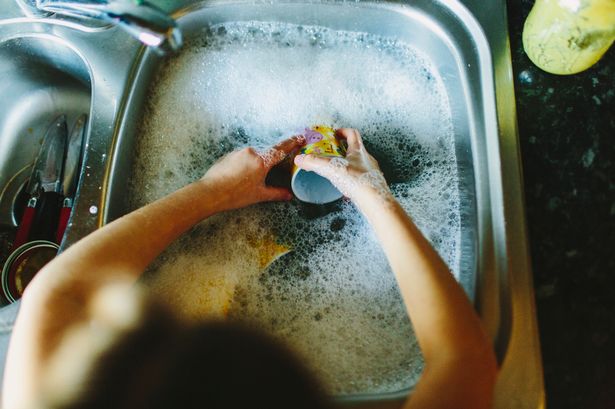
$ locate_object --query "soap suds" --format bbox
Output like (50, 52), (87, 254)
(129, 21), (460, 396)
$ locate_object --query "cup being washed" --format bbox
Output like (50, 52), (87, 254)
(291, 125), (346, 204)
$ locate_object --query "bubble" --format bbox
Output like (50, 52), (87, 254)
(128, 21), (459, 396)
(257, 148), (287, 168)
(328, 157), (349, 169)
(357, 169), (391, 201)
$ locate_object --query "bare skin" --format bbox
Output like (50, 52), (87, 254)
(295, 128), (498, 409)
(2, 137), (302, 409)
(3, 130), (497, 409)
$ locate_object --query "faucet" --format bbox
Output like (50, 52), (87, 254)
(18, 0), (182, 54)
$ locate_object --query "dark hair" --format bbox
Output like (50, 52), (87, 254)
(52, 300), (331, 409)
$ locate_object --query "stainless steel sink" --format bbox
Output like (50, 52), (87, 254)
(0, 1), (545, 408)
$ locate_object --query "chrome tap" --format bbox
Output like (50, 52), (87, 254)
(21, 0), (182, 54)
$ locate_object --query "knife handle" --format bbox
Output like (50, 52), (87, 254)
(55, 199), (73, 244)
(31, 192), (64, 243)
(10, 199), (37, 252)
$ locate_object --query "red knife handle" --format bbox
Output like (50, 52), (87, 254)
(31, 192), (63, 242)
(55, 200), (72, 244)
(10, 199), (37, 252)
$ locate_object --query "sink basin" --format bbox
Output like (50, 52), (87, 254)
(0, 1), (544, 408)
(0, 11), (149, 252)
(0, 36), (90, 250)
(105, 0), (544, 406)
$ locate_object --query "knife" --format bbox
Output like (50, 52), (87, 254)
(10, 115), (68, 250)
(31, 116), (68, 243)
(55, 114), (87, 244)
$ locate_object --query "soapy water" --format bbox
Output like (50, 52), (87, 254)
(128, 21), (460, 395)
(258, 134), (305, 168)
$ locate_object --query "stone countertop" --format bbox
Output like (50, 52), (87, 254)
(507, 1), (615, 408)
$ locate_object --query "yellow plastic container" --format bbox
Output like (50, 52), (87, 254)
(522, 0), (615, 75)
(291, 125), (346, 204)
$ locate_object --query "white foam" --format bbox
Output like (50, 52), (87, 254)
(129, 21), (460, 395)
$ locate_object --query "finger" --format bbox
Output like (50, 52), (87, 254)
(336, 128), (363, 151)
(261, 135), (306, 169)
(259, 149), (287, 170)
(261, 186), (293, 202)
(293, 154), (333, 174)
(273, 135), (306, 155)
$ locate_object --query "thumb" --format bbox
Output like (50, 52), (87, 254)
(261, 186), (293, 202)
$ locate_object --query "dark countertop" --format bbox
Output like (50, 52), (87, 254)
(507, 1), (615, 408)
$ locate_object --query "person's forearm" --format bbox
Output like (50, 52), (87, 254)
(4, 141), (300, 409)
(294, 129), (496, 408)
(16, 179), (223, 366)
(355, 192), (494, 365)
(26, 178), (225, 300)
(4, 179), (226, 409)
(356, 193), (497, 408)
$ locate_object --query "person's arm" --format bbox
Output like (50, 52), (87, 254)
(295, 129), (498, 409)
(2, 137), (302, 409)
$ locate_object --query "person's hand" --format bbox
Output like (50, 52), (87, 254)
(293, 128), (392, 206)
(201, 136), (304, 211)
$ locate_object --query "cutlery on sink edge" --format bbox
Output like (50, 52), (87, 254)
(10, 115), (68, 251)
(55, 114), (87, 244)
